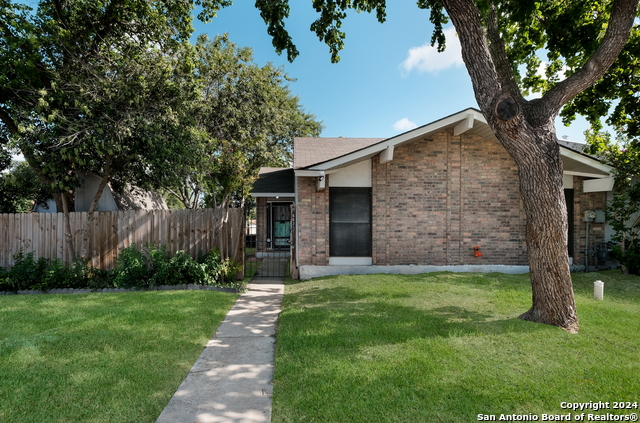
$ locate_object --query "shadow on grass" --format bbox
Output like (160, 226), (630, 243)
(274, 280), (563, 422)
(280, 283), (547, 352)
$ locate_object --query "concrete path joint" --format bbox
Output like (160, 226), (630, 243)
(156, 279), (284, 423)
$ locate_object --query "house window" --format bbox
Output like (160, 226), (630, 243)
(565, 189), (574, 257)
(330, 187), (372, 257)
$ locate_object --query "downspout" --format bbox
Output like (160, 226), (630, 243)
(294, 174), (299, 274)
(583, 210), (596, 271)
(585, 220), (590, 271)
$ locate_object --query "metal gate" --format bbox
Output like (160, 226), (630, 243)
(245, 203), (293, 278)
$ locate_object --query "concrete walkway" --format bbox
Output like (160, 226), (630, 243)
(156, 278), (284, 423)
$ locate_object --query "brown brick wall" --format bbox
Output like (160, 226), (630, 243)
(256, 197), (267, 253)
(571, 177), (607, 266)
(296, 176), (330, 265)
(372, 130), (526, 266)
(295, 131), (603, 268)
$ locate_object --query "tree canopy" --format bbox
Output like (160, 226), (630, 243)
(226, 0), (639, 332)
(0, 0), (321, 261)
(154, 34), (322, 209)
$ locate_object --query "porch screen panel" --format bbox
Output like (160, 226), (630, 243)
(330, 188), (372, 257)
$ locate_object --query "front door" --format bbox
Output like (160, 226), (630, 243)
(245, 202), (291, 278)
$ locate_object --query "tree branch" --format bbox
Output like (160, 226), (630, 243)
(485, 3), (521, 99)
(87, 155), (112, 216)
(0, 108), (19, 135)
(438, 0), (502, 111)
(543, 0), (639, 116)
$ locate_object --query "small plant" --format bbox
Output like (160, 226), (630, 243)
(0, 266), (9, 291)
(198, 249), (222, 284)
(147, 244), (171, 286)
(7, 249), (43, 291)
(219, 258), (242, 287)
(612, 240), (640, 275)
(113, 244), (149, 288)
(38, 258), (72, 290)
(168, 250), (206, 285)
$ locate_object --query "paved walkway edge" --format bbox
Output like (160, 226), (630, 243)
(156, 280), (284, 423)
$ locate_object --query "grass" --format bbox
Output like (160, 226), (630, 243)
(272, 270), (640, 422)
(0, 290), (238, 423)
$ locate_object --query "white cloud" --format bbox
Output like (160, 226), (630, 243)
(393, 118), (418, 132)
(400, 27), (463, 75)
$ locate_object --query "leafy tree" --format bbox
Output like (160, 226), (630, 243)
(207, 0), (640, 332)
(585, 131), (640, 275)
(155, 34), (322, 209)
(0, 161), (53, 213)
(1, 0), (201, 259)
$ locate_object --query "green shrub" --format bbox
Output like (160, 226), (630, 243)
(147, 244), (171, 286)
(0, 266), (9, 291)
(3, 244), (242, 292)
(612, 240), (640, 275)
(39, 257), (72, 290)
(168, 250), (206, 285)
(199, 249), (222, 284)
(7, 250), (44, 290)
(113, 244), (149, 288)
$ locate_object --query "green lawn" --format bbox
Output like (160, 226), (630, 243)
(0, 290), (238, 423)
(272, 271), (640, 422)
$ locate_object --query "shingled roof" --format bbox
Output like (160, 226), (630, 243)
(250, 167), (295, 196)
(293, 137), (384, 169)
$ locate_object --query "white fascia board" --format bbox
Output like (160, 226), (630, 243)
(559, 148), (613, 175)
(306, 108), (485, 171)
(453, 112), (476, 136)
(251, 192), (295, 198)
(583, 177), (615, 193)
(294, 170), (325, 177)
(379, 145), (394, 164)
(563, 171), (613, 179)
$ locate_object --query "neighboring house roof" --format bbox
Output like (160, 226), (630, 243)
(111, 185), (167, 210)
(251, 167), (295, 197)
(557, 139), (587, 153)
(295, 108), (612, 179)
(32, 174), (167, 213)
(294, 137), (384, 169)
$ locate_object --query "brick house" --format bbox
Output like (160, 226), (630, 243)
(251, 108), (615, 280)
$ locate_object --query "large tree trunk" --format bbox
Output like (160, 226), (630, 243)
(80, 163), (112, 261)
(493, 118), (578, 332)
(439, 0), (638, 333)
(58, 191), (77, 262)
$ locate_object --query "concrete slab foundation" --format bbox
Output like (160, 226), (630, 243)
(298, 264), (530, 280)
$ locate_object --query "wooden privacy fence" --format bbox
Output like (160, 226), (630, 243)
(0, 208), (244, 271)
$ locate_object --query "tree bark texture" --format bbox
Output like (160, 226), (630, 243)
(59, 191), (77, 262)
(494, 118), (579, 332)
(439, 0), (639, 332)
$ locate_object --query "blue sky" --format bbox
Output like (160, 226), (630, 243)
(192, 2), (594, 142)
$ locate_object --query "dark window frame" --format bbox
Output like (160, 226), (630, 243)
(329, 187), (372, 257)
(565, 189), (574, 257)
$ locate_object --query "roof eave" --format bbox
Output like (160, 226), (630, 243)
(304, 108), (484, 171)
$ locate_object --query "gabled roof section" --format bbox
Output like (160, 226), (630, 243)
(294, 108), (612, 178)
(296, 108), (485, 171)
(250, 167), (295, 197)
(293, 137), (384, 169)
